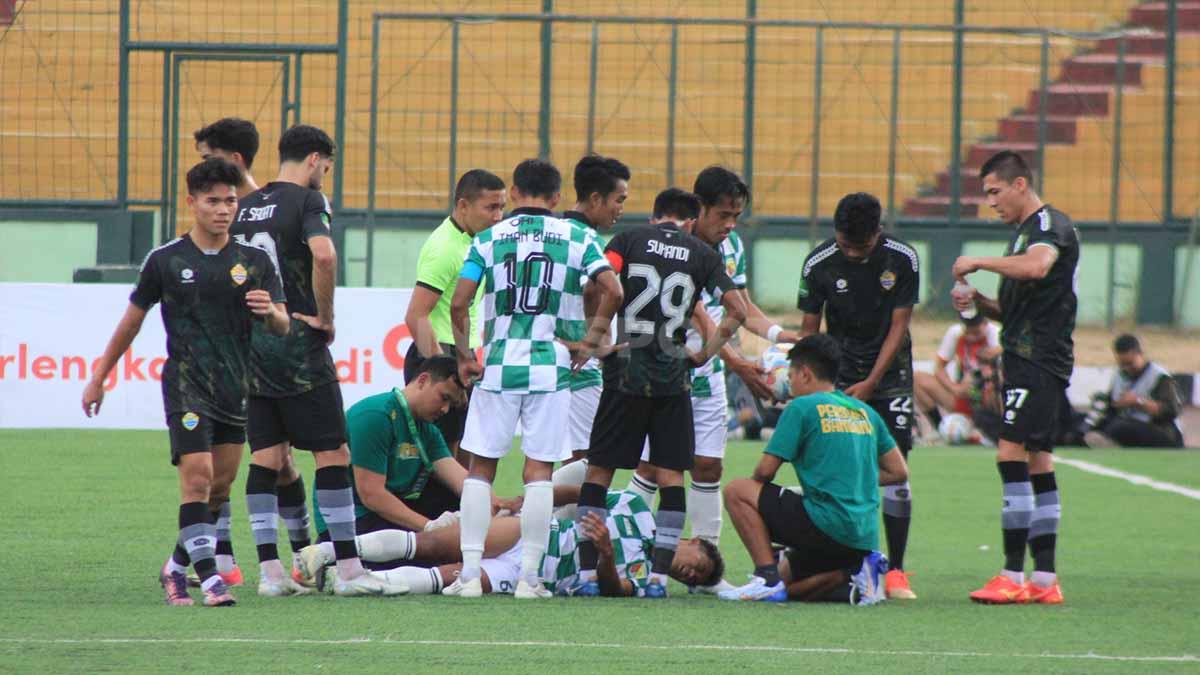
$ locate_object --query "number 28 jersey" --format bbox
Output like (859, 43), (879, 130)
(460, 207), (611, 395)
(603, 223), (736, 397)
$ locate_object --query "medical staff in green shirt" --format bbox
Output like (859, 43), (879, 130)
(719, 334), (909, 604)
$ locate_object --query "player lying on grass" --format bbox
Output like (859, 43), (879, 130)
(83, 158), (290, 607)
(719, 334), (909, 604)
(298, 484), (723, 597)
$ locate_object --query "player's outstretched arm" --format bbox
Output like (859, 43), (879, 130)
(798, 312), (821, 338)
(737, 289), (801, 343)
(354, 465), (432, 531)
(691, 289), (748, 366)
(572, 269), (624, 370)
(82, 303), (148, 417)
(878, 447), (909, 486)
(952, 245), (1056, 283)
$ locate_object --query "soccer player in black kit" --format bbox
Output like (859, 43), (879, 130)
(83, 158), (290, 606)
(233, 124), (402, 596)
(797, 192), (921, 600)
(569, 188), (746, 598)
(954, 151), (1076, 606)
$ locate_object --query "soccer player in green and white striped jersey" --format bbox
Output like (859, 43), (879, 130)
(561, 155), (630, 463)
(325, 489), (724, 598)
(445, 159), (624, 599)
(626, 167), (800, 593)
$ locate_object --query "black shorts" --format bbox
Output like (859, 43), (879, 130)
(166, 411), (245, 466)
(867, 394), (913, 455)
(247, 381), (347, 452)
(587, 388), (694, 471)
(404, 342), (468, 447)
(758, 482), (868, 578)
(1000, 354), (1067, 453)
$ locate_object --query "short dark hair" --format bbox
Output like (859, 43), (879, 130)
(454, 169), (506, 203)
(186, 157), (242, 195)
(573, 154), (631, 203)
(512, 158), (561, 199)
(279, 124), (335, 163)
(979, 150), (1033, 184)
(787, 333), (841, 383)
(193, 118), (260, 170)
(1113, 334), (1141, 354)
(833, 192), (882, 242)
(652, 188), (701, 221)
(693, 165), (750, 208)
(415, 354), (461, 384)
(695, 538), (725, 589)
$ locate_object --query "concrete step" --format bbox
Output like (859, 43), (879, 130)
(1129, 2), (1200, 31)
(966, 141), (1040, 169)
(1027, 84), (1113, 117)
(1060, 52), (1160, 86)
(998, 114), (1079, 144)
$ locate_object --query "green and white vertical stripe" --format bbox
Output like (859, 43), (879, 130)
(688, 230), (748, 398)
(465, 213), (609, 394)
(541, 490), (656, 595)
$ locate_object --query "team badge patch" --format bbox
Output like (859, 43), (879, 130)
(726, 258), (737, 278)
(879, 270), (896, 290)
(397, 442), (419, 458)
(628, 562), (647, 580)
(181, 412), (200, 431)
(230, 263), (247, 285)
(797, 277), (809, 298)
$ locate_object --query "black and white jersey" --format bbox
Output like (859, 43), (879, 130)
(130, 235), (284, 424)
(232, 181), (337, 398)
(603, 223), (736, 397)
(997, 205), (1079, 382)
(798, 234), (919, 396)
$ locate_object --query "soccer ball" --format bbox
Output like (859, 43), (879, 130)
(938, 412), (974, 445)
(759, 343), (794, 401)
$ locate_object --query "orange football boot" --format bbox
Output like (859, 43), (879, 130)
(885, 569), (917, 600)
(1024, 580), (1064, 605)
(969, 574), (1029, 604)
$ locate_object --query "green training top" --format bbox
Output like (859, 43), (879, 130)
(764, 390), (896, 551)
(415, 216), (483, 349)
(313, 388), (452, 534)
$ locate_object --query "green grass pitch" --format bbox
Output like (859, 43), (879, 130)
(1, 429), (1197, 673)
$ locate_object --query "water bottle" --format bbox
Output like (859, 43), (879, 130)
(952, 281), (977, 320)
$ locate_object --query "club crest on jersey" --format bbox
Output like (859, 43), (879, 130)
(879, 270), (896, 290)
(181, 268), (194, 283)
(726, 258), (737, 278)
(1013, 234), (1028, 254)
(797, 277), (809, 298)
(181, 412), (200, 431)
(397, 442), (419, 458)
(628, 562), (647, 580)
(230, 263), (248, 285)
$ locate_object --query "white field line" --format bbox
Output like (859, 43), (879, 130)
(1056, 457), (1200, 501)
(0, 637), (1196, 663)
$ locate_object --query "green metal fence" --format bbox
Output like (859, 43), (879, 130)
(0, 1), (1196, 324)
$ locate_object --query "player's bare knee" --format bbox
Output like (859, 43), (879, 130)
(691, 456), (723, 483)
(467, 455), (498, 483)
(178, 462), (213, 503)
(252, 443), (288, 471)
(313, 444), (350, 468)
(522, 459), (554, 483)
(277, 452), (301, 484)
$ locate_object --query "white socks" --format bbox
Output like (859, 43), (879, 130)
(459, 478), (493, 580)
(520, 481), (554, 582)
(688, 481), (723, 545)
(1002, 569), (1025, 585)
(551, 460), (589, 520)
(357, 529), (416, 562)
(216, 554), (236, 574)
(626, 473), (658, 508)
(380, 566), (444, 594)
(1031, 570), (1057, 588)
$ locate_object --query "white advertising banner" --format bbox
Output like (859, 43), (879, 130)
(0, 283), (417, 429)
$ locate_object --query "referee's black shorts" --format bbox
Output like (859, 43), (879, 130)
(404, 342), (468, 448)
(758, 482), (868, 578)
(587, 388), (694, 471)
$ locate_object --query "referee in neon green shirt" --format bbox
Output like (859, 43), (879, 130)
(404, 169), (506, 462)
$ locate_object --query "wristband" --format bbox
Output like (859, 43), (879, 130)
(766, 324), (784, 343)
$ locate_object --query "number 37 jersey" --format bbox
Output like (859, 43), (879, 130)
(461, 207), (611, 395)
(603, 223), (736, 397)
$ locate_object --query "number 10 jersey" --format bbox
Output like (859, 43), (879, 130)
(462, 207), (611, 395)
(602, 222), (735, 398)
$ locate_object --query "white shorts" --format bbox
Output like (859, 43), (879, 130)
(568, 385), (602, 452)
(479, 542), (523, 595)
(460, 388), (571, 462)
(639, 379), (728, 462)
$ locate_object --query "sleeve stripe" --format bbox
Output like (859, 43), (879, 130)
(883, 239), (919, 272)
(802, 242), (838, 277)
(415, 280), (445, 295)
